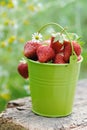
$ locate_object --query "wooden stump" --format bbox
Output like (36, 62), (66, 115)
(0, 79), (87, 130)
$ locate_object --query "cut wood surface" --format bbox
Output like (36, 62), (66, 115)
(0, 79), (87, 130)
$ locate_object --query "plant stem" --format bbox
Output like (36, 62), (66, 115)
(38, 22), (75, 56)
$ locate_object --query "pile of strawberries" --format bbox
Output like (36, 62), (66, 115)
(24, 35), (82, 63)
(17, 33), (82, 79)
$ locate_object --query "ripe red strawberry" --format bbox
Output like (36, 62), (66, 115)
(72, 41), (82, 56)
(64, 41), (72, 63)
(17, 60), (28, 79)
(64, 40), (82, 62)
(63, 40), (70, 46)
(37, 45), (55, 63)
(50, 36), (64, 53)
(53, 54), (65, 64)
(24, 41), (41, 59)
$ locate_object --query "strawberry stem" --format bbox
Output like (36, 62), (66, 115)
(38, 22), (76, 57)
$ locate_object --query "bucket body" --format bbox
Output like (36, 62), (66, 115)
(28, 56), (83, 117)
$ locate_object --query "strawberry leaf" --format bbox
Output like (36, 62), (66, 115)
(77, 37), (85, 46)
(53, 35), (59, 42)
(67, 33), (79, 41)
(67, 33), (84, 46)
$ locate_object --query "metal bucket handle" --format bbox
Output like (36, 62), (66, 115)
(38, 22), (78, 64)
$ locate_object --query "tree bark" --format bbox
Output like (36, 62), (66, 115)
(0, 79), (87, 130)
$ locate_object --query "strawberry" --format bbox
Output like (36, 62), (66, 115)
(72, 41), (82, 56)
(50, 36), (64, 53)
(37, 45), (55, 63)
(63, 40), (82, 62)
(64, 41), (72, 63)
(24, 41), (41, 59)
(53, 53), (65, 64)
(17, 60), (28, 79)
(63, 40), (70, 46)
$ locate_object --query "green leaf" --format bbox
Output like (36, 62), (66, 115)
(77, 37), (85, 46)
(66, 33), (84, 46)
(67, 33), (79, 41)
(53, 35), (59, 42)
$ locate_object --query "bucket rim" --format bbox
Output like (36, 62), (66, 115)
(28, 56), (83, 66)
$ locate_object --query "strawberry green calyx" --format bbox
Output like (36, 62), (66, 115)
(38, 22), (76, 57)
(20, 58), (27, 64)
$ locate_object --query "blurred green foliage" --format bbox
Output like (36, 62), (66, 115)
(0, 0), (87, 112)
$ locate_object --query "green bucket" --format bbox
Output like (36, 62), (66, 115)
(28, 56), (83, 117)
